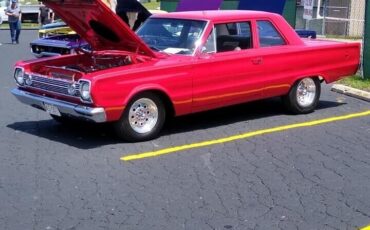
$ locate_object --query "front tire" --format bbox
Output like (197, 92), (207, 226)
(114, 92), (166, 142)
(282, 77), (321, 114)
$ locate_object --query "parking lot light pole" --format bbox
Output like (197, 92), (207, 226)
(364, 0), (370, 79)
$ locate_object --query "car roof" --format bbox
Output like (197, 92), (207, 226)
(151, 10), (279, 22)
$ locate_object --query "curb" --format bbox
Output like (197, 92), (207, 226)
(331, 84), (370, 102)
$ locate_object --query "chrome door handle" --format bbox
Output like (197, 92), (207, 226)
(251, 57), (263, 65)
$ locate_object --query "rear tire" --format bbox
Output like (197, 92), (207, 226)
(282, 77), (321, 114)
(114, 92), (166, 142)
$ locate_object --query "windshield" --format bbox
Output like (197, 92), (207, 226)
(137, 18), (207, 55)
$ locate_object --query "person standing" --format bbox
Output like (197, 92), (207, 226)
(116, 0), (150, 30)
(5, 0), (22, 44)
(102, 0), (117, 12)
(116, 0), (140, 29)
(38, 1), (50, 25)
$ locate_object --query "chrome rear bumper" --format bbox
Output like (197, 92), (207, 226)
(11, 88), (106, 123)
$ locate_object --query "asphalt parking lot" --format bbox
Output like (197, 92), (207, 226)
(0, 30), (370, 230)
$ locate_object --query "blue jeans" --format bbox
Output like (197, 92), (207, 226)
(9, 20), (21, 43)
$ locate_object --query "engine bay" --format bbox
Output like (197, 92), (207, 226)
(30, 52), (148, 78)
(65, 54), (134, 73)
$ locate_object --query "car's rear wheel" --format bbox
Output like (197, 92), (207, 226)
(283, 77), (321, 114)
(114, 92), (166, 142)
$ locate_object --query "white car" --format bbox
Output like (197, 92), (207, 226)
(0, 0), (8, 22)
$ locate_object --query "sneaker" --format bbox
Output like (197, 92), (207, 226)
(16, 40), (19, 44)
(12, 41), (16, 44)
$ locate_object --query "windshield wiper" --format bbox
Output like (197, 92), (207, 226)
(149, 45), (161, 51)
(149, 45), (170, 56)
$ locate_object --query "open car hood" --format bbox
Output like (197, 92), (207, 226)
(43, 0), (156, 58)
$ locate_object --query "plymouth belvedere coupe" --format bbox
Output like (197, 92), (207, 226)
(12, 0), (360, 141)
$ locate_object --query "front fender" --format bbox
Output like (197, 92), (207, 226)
(124, 84), (172, 105)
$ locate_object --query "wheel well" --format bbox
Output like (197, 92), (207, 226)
(295, 76), (323, 83)
(130, 90), (175, 118)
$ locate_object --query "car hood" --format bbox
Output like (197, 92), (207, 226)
(40, 20), (67, 29)
(43, 0), (156, 58)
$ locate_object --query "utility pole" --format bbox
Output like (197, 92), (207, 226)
(322, 0), (326, 36)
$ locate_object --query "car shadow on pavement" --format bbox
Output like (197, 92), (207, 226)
(6, 99), (345, 149)
(7, 119), (120, 149)
(164, 98), (346, 135)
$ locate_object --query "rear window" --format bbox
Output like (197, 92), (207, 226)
(257, 20), (286, 47)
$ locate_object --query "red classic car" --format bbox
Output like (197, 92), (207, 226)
(12, 0), (360, 141)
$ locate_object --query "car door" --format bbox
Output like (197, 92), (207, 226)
(253, 19), (293, 98)
(192, 21), (266, 113)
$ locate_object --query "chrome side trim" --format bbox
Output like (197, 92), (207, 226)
(32, 51), (62, 58)
(11, 88), (106, 123)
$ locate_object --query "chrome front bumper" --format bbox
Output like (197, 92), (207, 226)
(11, 88), (106, 123)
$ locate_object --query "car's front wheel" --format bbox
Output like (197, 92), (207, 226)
(114, 92), (166, 142)
(283, 77), (321, 114)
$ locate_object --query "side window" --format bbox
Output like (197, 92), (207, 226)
(213, 22), (252, 53)
(257, 20), (286, 47)
(203, 29), (216, 53)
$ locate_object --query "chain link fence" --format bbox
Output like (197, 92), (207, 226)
(296, 0), (365, 38)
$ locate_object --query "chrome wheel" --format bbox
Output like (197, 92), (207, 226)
(296, 78), (316, 107)
(128, 98), (159, 134)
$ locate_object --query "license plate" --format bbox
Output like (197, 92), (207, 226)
(44, 103), (61, 117)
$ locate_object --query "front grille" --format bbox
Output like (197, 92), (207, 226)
(31, 45), (71, 55)
(25, 74), (80, 98)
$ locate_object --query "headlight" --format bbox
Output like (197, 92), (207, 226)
(79, 80), (91, 101)
(67, 83), (77, 96)
(14, 68), (25, 85)
(24, 74), (32, 86)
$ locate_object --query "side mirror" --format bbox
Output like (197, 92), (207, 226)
(200, 46), (216, 54)
(198, 48), (215, 60)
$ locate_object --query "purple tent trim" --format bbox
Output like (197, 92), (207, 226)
(238, 0), (287, 14)
(176, 0), (223, 11)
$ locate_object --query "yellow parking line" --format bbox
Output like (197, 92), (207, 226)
(121, 110), (370, 161)
(361, 225), (370, 230)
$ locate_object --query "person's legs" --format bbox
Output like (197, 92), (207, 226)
(9, 21), (16, 43)
(15, 20), (21, 43)
(126, 12), (138, 29)
(117, 11), (129, 26)
(40, 16), (46, 25)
